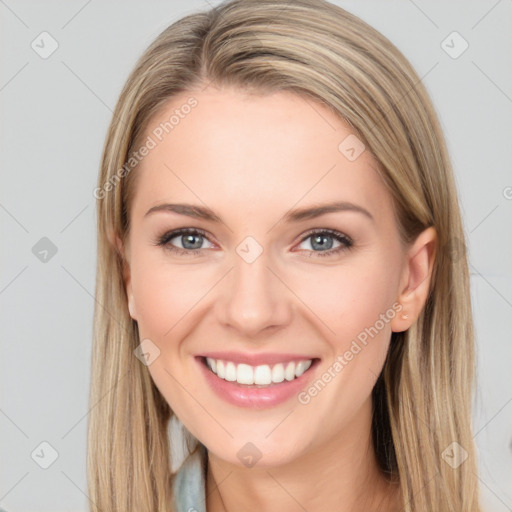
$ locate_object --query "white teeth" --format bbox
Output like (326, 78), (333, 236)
(216, 360), (225, 379)
(205, 357), (313, 385)
(295, 360), (312, 377)
(284, 362), (295, 381)
(254, 365), (272, 385)
(271, 363), (285, 383)
(237, 363), (254, 384)
(225, 361), (237, 382)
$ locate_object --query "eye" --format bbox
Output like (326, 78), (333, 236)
(154, 228), (215, 256)
(153, 227), (353, 258)
(295, 229), (353, 258)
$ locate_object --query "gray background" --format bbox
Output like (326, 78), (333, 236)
(1, 0), (511, 510)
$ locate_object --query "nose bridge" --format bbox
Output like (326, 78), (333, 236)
(218, 237), (292, 336)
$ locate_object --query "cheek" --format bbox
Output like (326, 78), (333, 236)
(129, 251), (210, 426)
(288, 262), (398, 436)
(290, 254), (400, 346)
(130, 250), (210, 336)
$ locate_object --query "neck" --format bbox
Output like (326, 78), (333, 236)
(205, 398), (400, 512)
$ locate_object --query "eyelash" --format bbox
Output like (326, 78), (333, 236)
(154, 227), (353, 258)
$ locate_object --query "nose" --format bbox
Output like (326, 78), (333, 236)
(216, 246), (293, 338)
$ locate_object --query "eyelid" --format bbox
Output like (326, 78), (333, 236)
(297, 227), (353, 245)
(155, 227), (216, 249)
(155, 226), (353, 257)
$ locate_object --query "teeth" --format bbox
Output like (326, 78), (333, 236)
(237, 363), (254, 384)
(225, 361), (236, 382)
(271, 363), (285, 383)
(205, 357), (313, 386)
(295, 360), (312, 377)
(216, 360), (225, 379)
(284, 361), (295, 381)
(254, 364), (272, 385)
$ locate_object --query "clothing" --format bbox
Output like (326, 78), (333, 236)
(172, 442), (208, 512)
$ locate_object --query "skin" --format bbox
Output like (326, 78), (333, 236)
(117, 85), (437, 512)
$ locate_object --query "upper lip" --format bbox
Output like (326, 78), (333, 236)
(198, 351), (318, 366)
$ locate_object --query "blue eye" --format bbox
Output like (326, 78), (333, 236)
(296, 229), (353, 257)
(154, 228), (353, 258)
(155, 228), (213, 256)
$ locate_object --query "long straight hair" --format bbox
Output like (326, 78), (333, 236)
(88, 1), (481, 510)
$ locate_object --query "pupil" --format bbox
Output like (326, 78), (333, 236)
(312, 234), (333, 251)
(183, 234), (202, 250)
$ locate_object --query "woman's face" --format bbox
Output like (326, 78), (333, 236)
(122, 86), (414, 468)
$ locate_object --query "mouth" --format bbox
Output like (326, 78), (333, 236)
(195, 354), (320, 408)
(199, 356), (319, 388)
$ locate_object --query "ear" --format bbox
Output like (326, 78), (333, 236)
(109, 229), (138, 321)
(391, 226), (437, 333)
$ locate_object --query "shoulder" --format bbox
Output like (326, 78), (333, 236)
(172, 443), (208, 512)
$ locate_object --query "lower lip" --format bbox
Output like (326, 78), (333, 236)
(196, 357), (319, 409)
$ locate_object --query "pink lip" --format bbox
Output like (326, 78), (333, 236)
(198, 351), (317, 366)
(195, 356), (320, 409)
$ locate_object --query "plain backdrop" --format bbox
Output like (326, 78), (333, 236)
(1, 1), (511, 510)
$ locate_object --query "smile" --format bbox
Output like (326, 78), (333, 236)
(196, 354), (320, 408)
(205, 357), (312, 386)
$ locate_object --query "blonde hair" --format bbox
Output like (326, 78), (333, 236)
(88, 0), (481, 510)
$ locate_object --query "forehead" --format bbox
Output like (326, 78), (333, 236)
(130, 87), (391, 224)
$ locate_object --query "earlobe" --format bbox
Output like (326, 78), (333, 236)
(111, 230), (138, 321)
(113, 231), (125, 260)
(107, 228), (123, 258)
(124, 266), (138, 321)
(127, 292), (137, 320)
(391, 226), (437, 333)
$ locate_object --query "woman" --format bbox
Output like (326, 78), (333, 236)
(89, 0), (481, 510)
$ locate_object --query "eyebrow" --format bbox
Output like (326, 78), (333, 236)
(144, 201), (374, 223)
